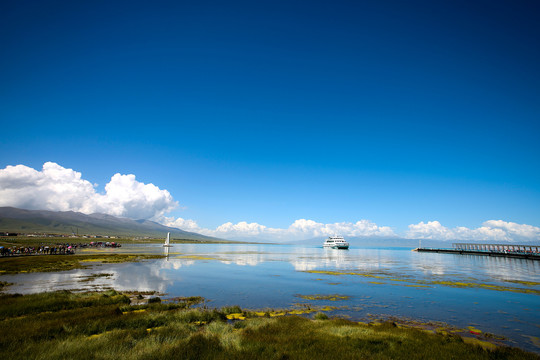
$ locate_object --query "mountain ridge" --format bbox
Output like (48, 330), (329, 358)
(0, 207), (218, 240)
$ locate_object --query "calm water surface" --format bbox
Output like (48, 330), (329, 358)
(3, 243), (539, 352)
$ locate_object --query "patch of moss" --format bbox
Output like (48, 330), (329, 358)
(77, 273), (114, 282)
(429, 280), (540, 295)
(296, 294), (350, 301)
(0, 254), (164, 275)
(175, 255), (217, 260)
(303, 269), (540, 295)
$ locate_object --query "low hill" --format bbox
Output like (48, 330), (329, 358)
(0, 207), (219, 241)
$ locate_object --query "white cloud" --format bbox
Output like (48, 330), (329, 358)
(2, 162), (539, 243)
(0, 162), (178, 220)
(406, 221), (454, 240)
(482, 220), (540, 240)
(0, 162), (97, 212)
(213, 221), (268, 236)
(286, 219), (395, 239)
(92, 173), (177, 219)
(162, 216), (202, 232)
(184, 218), (397, 241)
(405, 220), (540, 242)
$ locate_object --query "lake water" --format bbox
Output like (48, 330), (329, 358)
(3, 243), (540, 353)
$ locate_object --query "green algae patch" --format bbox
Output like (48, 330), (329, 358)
(226, 313), (246, 320)
(165, 296), (205, 305)
(462, 337), (498, 351)
(468, 326), (483, 334)
(522, 335), (540, 349)
(79, 254), (164, 264)
(0, 254), (165, 275)
(502, 280), (540, 287)
(303, 270), (386, 280)
(296, 294), (350, 301)
(303, 269), (540, 295)
(175, 255), (218, 260)
(224, 304), (339, 321)
(77, 273), (114, 282)
(429, 280), (540, 295)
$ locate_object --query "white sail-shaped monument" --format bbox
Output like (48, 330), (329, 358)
(163, 232), (172, 247)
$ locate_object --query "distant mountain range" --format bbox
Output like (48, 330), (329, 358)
(0, 207), (218, 241)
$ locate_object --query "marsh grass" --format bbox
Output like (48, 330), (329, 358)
(0, 280), (13, 291)
(0, 290), (537, 360)
(0, 254), (164, 274)
(78, 273), (114, 282)
(314, 312), (329, 320)
(296, 294), (350, 301)
(303, 269), (540, 295)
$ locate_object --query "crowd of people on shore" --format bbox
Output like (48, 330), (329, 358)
(0, 244), (76, 256)
(0, 241), (121, 257)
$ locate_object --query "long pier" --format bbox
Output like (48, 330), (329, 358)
(413, 243), (540, 260)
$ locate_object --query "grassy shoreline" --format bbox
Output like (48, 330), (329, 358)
(0, 290), (537, 359)
(0, 254), (165, 274)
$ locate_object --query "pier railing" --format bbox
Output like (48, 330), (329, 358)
(413, 243), (540, 260)
(452, 243), (539, 254)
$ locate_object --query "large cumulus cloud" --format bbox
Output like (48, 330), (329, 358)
(161, 217), (397, 241)
(405, 220), (540, 242)
(0, 162), (177, 219)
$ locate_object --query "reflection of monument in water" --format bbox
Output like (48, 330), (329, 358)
(163, 245), (170, 260)
(163, 232), (172, 260)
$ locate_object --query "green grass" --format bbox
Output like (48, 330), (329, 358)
(296, 294), (350, 301)
(0, 254), (165, 274)
(0, 290), (537, 360)
(0, 280), (13, 291)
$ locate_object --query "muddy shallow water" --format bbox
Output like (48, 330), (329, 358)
(2, 243), (539, 353)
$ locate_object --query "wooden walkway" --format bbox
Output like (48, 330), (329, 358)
(413, 247), (540, 260)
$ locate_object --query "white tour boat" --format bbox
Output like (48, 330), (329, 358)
(323, 235), (349, 249)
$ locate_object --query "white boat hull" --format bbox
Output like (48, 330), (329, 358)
(323, 235), (349, 249)
(324, 244), (349, 249)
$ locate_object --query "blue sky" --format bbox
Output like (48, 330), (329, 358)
(1, 0), (539, 240)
